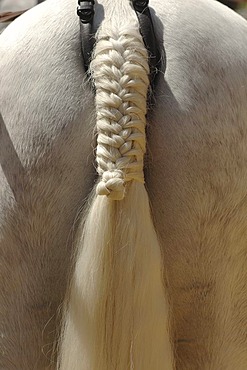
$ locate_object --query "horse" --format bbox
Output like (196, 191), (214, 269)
(1, 0), (247, 368)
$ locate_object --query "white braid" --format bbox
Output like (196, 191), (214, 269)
(58, 12), (173, 370)
(90, 27), (150, 200)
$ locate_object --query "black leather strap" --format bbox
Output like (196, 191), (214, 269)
(132, 0), (161, 89)
(78, 0), (161, 87)
(77, 0), (95, 72)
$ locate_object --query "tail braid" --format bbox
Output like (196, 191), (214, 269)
(58, 11), (174, 370)
(90, 26), (150, 200)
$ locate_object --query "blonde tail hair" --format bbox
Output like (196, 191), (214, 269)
(58, 3), (173, 369)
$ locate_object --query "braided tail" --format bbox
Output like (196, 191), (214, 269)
(58, 6), (173, 370)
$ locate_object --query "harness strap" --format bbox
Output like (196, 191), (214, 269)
(77, 0), (161, 87)
(77, 0), (95, 72)
(132, 0), (161, 88)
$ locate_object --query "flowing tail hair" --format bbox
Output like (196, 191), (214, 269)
(58, 2), (173, 369)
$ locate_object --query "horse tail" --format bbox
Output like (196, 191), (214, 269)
(58, 2), (173, 369)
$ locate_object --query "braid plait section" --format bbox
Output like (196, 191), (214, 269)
(90, 26), (150, 200)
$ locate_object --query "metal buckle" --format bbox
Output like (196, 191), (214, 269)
(77, 0), (95, 24)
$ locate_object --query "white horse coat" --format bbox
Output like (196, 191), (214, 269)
(1, 0), (247, 368)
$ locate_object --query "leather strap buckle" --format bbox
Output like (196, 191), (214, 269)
(132, 0), (149, 12)
(77, 0), (95, 24)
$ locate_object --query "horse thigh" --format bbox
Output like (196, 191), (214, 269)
(0, 2), (95, 366)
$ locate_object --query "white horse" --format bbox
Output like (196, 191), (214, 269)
(1, 0), (247, 369)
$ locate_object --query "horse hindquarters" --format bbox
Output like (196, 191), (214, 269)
(1, 0), (247, 368)
(149, 1), (247, 368)
(0, 0), (95, 367)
